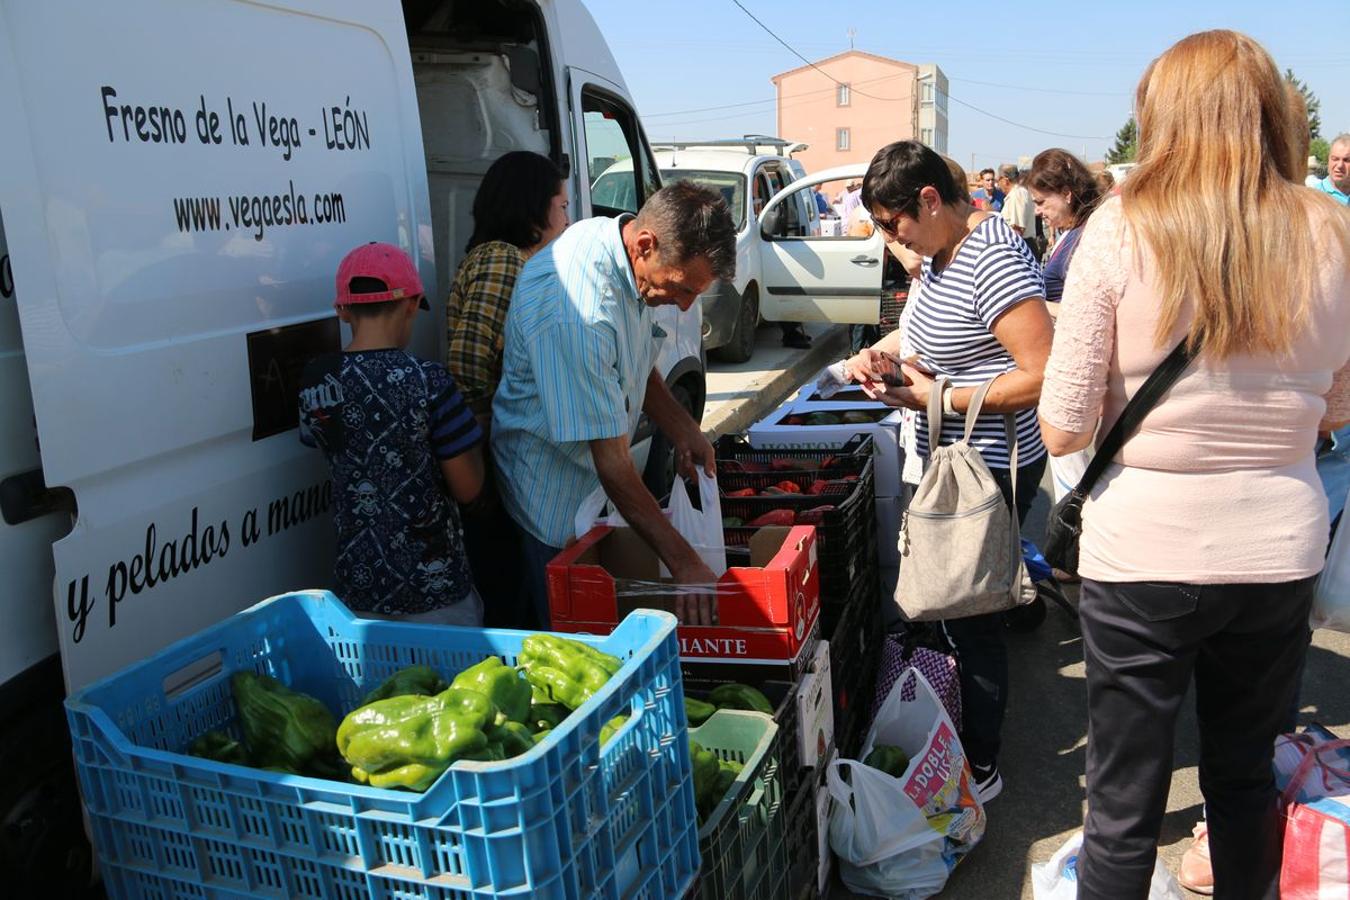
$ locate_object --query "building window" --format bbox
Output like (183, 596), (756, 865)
(921, 81), (934, 104)
(920, 128), (934, 147)
(836, 127), (850, 151)
(836, 83), (850, 106)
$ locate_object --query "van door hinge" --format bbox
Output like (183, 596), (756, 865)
(0, 468), (75, 526)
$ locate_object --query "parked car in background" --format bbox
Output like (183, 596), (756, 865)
(594, 136), (823, 362)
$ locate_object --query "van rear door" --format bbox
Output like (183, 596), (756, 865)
(0, 0), (433, 691)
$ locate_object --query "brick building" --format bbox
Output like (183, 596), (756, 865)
(772, 50), (947, 175)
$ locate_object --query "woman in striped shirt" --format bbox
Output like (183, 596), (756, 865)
(844, 140), (1054, 802)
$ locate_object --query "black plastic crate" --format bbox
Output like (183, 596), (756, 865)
(783, 754), (831, 900)
(685, 677), (818, 801)
(714, 433), (875, 473)
(828, 583), (884, 758)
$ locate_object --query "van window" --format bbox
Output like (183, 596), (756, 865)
(583, 91), (657, 217)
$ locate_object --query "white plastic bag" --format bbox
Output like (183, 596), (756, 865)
(1031, 832), (1184, 900)
(573, 471), (727, 578)
(1312, 488), (1350, 632)
(827, 668), (985, 899)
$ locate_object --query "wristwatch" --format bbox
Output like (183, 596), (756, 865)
(942, 384), (957, 417)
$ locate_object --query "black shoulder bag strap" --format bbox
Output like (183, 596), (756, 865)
(1044, 334), (1200, 573)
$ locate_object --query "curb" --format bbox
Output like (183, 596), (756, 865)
(702, 325), (850, 439)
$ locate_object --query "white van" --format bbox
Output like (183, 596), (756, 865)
(0, 0), (700, 887)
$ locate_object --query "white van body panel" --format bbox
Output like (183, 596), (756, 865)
(0, 0), (431, 691)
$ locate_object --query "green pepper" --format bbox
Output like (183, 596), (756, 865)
(863, 744), (910, 778)
(599, 715), (629, 748)
(518, 635), (622, 710)
(532, 728), (553, 745)
(450, 657), (532, 725)
(684, 697), (717, 726)
(689, 740), (721, 824)
(336, 687), (496, 791)
(361, 665), (447, 705)
(232, 672), (341, 777)
(487, 720), (536, 759)
(698, 758), (745, 822)
(708, 683), (774, 715)
(188, 730), (250, 766)
(528, 703), (568, 733)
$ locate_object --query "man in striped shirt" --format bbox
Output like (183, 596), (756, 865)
(493, 183), (737, 626)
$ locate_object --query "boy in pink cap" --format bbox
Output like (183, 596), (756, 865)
(298, 242), (486, 624)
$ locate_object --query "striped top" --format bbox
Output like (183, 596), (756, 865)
(909, 215), (1047, 468)
(491, 215), (662, 548)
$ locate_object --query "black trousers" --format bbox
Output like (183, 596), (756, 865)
(1077, 576), (1315, 900)
(943, 454), (1046, 768)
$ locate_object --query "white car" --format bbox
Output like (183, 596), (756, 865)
(595, 137), (876, 362)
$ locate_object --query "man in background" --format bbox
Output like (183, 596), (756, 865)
(973, 167), (1004, 211)
(1314, 134), (1350, 205)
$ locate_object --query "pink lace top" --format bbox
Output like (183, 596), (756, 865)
(1039, 196), (1350, 583)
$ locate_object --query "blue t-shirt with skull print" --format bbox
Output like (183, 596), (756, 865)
(298, 349), (482, 615)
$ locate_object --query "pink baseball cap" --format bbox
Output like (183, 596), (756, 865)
(334, 242), (429, 309)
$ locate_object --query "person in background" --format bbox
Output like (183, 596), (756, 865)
(492, 182), (736, 628)
(845, 140), (1053, 805)
(446, 150), (568, 628)
(1315, 133), (1350, 205)
(1026, 149), (1102, 317)
(998, 164), (1036, 239)
(299, 243), (485, 625)
(813, 185), (833, 217)
(972, 167), (1005, 211)
(1095, 168), (1116, 197)
(1038, 30), (1350, 899)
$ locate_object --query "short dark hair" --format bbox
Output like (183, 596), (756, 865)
(861, 140), (962, 217)
(467, 150), (566, 252)
(1026, 148), (1103, 228)
(635, 181), (736, 281)
(343, 277), (412, 320)
(998, 163), (1020, 182)
(980, 167), (996, 179)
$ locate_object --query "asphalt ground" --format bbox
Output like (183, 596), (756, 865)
(832, 468), (1350, 899)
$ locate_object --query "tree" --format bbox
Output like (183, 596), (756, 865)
(1284, 68), (1321, 141)
(1106, 118), (1137, 165)
(1310, 137), (1330, 172)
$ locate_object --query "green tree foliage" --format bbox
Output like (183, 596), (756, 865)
(1284, 69), (1321, 141)
(1310, 138), (1330, 172)
(1106, 118), (1137, 165)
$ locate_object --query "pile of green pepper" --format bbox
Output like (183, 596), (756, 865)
(187, 634), (628, 793)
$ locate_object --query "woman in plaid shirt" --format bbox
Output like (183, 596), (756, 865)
(447, 150), (569, 627)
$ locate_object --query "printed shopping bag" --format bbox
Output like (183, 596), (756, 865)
(871, 629), (961, 733)
(1274, 724), (1350, 899)
(1030, 832), (1184, 900)
(828, 668), (985, 899)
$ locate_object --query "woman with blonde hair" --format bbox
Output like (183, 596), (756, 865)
(1038, 30), (1350, 899)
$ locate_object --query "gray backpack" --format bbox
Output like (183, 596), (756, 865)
(894, 377), (1032, 621)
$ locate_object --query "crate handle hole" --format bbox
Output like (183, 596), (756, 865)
(163, 650), (224, 700)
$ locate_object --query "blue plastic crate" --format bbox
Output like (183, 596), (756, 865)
(65, 591), (699, 899)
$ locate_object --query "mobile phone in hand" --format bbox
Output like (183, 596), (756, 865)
(877, 351), (910, 387)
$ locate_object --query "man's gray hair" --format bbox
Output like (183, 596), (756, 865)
(998, 163), (1021, 182)
(1333, 133), (1350, 151)
(635, 181), (737, 281)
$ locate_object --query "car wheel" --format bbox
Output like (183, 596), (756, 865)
(711, 285), (758, 364)
(642, 382), (696, 498)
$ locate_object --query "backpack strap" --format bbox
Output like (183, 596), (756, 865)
(927, 376), (950, 452)
(965, 376), (1024, 591)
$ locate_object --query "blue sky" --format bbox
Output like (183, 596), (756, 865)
(583, 0), (1348, 171)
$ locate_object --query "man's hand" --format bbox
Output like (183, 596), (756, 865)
(674, 425), (716, 482)
(668, 557), (719, 626)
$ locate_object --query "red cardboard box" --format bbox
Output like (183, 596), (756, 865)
(547, 524), (820, 665)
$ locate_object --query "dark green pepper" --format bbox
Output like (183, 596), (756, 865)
(518, 635), (622, 710)
(684, 697), (717, 726)
(361, 665), (447, 705)
(531, 728), (553, 745)
(232, 672), (341, 777)
(337, 687), (496, 791)
(188, 729), (250, 766)
(528, 703), (568, 733)
(486, 720), (536, 759)
(708, 683), (774, 715)
(451, 657), (532, 725)
(863, 744), (910, 778)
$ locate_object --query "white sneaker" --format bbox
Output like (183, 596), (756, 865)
(972, 762), (1003, 803)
